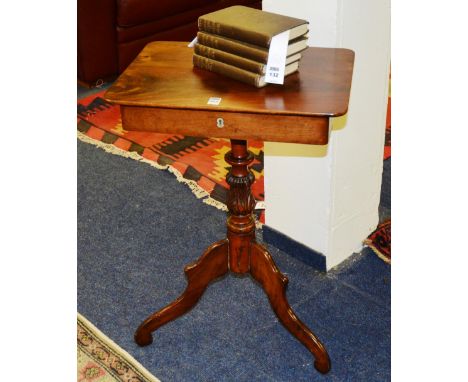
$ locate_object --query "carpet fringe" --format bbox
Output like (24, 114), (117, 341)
(77, 131), (210, 199)
(203, 197), (228, 211)
(77, 313), (161, 382)
(168, 166), (209, 199)
(77, 131), (167, 170)
(78, 131), (263, 229)
(364, 242), (391, 264)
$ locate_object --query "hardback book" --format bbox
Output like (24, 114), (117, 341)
(198, 6), (309, 48)
(193, 53), (299, 88)
(194, 43), (301, 75)
(196, 31), (308, 64)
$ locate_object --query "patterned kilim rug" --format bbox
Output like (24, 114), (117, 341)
(77, 313), (160, 382)
(77, 90), (391, 251)
(77, 91), (265, 224)
(364, 219), (391, 264)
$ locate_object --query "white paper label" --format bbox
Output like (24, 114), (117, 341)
(265, 30), (290, 84)
(188, 37), (198, 48)
(255, 201), (266, 210)
(207, 97), (222, 105)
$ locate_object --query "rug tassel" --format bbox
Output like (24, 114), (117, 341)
(77, 131), (210, 199)
(168, 166), (209, 199)
(78, 131), (263, 229)
(363, 242), (391, 264)
(77, 131), (168, 170)
(203, 197), (228, 211)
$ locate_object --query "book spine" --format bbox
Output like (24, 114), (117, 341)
(193, 54), (263, 88)
(198, 18), (271, 48)
(196, 32), (269, 63)
(194, 44), (266, 75)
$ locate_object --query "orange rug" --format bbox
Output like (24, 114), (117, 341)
(77, 91), (265, 223)
(78, 90), (390, 228)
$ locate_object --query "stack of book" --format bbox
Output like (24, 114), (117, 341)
(193, 6), (309, 88)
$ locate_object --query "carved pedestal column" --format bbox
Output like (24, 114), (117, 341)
(225, 139), (256, 274)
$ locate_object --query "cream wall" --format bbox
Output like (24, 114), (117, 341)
(262, 0), (391, 269)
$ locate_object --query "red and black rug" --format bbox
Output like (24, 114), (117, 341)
(77, 91), (265, 223)
(78, 90), (391, 254)
(365, 219), (391, 264)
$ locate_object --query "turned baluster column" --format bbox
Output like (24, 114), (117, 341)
(224, 139), (257, 274)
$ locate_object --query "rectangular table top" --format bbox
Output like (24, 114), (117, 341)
(104, 42), (354, 144)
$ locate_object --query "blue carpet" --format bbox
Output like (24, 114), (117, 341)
(77, 140), (391, 381)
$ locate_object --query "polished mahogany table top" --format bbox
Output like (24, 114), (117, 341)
(105, 42), (354, 145)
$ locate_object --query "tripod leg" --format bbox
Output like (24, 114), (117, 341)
(135, 239), (229, 346)
(249, 242), (331, 374)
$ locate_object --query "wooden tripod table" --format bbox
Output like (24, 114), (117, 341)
(105, 41), (354, 374)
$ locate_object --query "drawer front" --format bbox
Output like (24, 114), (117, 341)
(121, 106), (329, 145)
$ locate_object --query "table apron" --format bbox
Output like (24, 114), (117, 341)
(121, 106), (330, 145)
